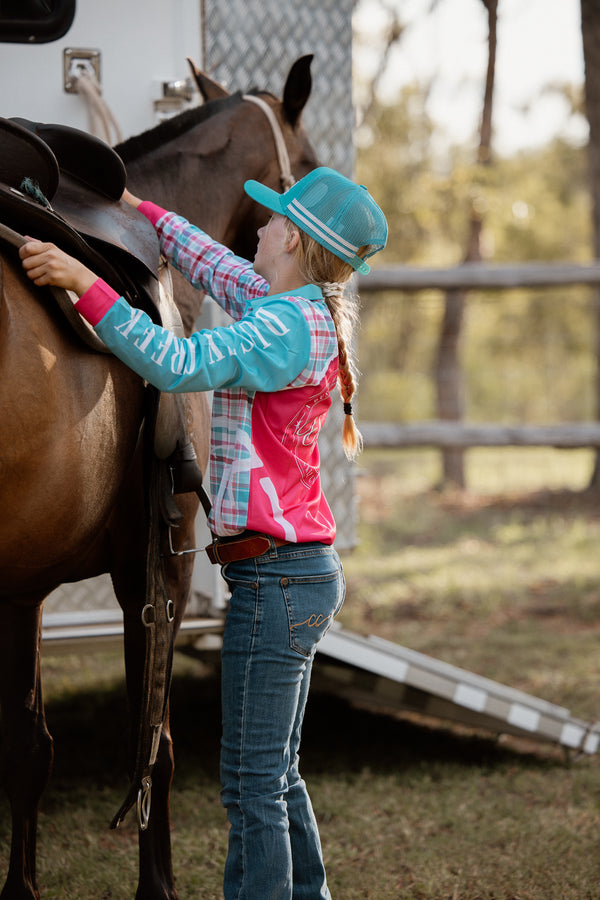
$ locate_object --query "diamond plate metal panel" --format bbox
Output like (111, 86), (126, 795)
(203, 0), (354, 177)
(44, 574), (116, 615)
(203, 0), (357, 549)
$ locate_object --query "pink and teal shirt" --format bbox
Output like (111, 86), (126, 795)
(75, 203), (339, 542)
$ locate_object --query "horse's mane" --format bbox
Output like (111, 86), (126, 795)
(115, 91), (244, 163)
(115, 88), (279, 164)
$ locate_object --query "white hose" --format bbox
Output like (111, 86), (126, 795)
(72, 68), (123, 146)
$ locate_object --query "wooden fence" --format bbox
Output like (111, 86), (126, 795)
(356, 260), (600, 450)
(357, 260), (600, 293)
(360, 421), (600, 449)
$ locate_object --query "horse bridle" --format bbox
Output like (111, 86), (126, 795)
(242, 93), (296, 190)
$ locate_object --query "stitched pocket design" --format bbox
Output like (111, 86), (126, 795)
(281, 568), (345, 657)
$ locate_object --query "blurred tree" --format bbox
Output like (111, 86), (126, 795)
(357, 110), (592, 426)
(354, 0), (592, 441)
(580, 0), (600, 488)
(434, 0), (497, 488)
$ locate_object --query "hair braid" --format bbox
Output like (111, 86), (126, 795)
(287, 220), (366, 460)
(322, 287), (363, 460)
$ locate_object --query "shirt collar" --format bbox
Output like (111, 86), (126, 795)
(267, 283), (324, 301)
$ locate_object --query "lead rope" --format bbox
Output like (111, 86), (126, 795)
(70, 66), (123, 146)
(242, 94), (296, 190)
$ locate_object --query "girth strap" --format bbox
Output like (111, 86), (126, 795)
(111, 413), (175, 831)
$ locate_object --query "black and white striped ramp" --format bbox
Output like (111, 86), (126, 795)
(315, 625), (600, 756)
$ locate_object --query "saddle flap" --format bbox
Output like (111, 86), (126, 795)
(53, 173), (161, 277)
(0, 117), (59, 200)
(10, 117), (127, 201)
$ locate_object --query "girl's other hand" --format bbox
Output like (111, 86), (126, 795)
(121, 188), (143, 208)
(19, 239), (97, 297)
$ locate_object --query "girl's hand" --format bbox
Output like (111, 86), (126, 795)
(19, 240), (97, 298)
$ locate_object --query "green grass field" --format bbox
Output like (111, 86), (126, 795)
(2, 447), (600, 899)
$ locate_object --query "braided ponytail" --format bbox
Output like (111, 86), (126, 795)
(321, 282), (363, 460)
(287, 221), (366, 460)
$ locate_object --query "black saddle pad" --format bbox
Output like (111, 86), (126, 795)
(10, 117), (126, 201)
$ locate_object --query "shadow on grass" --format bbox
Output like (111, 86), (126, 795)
(39, 664), (562, 799)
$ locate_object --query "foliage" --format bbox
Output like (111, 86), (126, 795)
(354, 88), (595, 425)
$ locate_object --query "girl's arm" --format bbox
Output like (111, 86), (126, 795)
(141, 204), (267, 321)
(18, 240), (313, 395)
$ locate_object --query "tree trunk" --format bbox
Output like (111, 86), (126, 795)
(580, 0), (600, 489)
(435, 0), (497, 489)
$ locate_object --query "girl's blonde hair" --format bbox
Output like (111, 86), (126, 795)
(286, 218), (367, 461)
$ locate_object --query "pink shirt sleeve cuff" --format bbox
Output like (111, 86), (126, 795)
(138, 200), (169, 226)
(75, 279), (121, 326)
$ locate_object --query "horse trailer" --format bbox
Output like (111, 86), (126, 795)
(0, 0), (358, 624)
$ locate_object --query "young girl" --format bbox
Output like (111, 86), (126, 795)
(20, 166), (387, 900)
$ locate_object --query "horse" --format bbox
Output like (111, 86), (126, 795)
(0, 55), (317, 900)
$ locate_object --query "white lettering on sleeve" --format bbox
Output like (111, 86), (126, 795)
(238, 320), (272, 352)
(256, 308), (291, 336)
(135, 327), (156, 353)
(151, 331), (175, 366)
(170, 340), (197, 376)
(114, 308), (144, 338)
(206, 332), (225, 364)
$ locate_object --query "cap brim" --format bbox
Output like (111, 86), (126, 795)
(244, 179), (286, 215)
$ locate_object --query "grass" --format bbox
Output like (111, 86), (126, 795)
(2, 446), (600, 898)
(344, 447), (600, 719)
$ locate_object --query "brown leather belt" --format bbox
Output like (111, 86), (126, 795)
(205, 531), (291, 565)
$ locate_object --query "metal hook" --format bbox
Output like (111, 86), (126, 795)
(165, 524), (203, 558)
(141, 603), (155, 627)
(137, 776), (152, 831)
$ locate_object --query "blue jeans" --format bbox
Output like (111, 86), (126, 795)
(220, 540), (345, 900)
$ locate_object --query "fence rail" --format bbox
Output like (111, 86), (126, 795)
(357, 260), (600, 293)
(361, 421), (600, 449)
(357, 260), (600, 454)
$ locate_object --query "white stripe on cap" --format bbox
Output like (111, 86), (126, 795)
(287, 198), (360, 255)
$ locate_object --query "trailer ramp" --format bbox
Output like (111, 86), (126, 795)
(41, 612), (599, 757)
(314, 625), (600, 756)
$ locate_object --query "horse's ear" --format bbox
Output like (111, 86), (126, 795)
(282, 55), (313, 128)
(186, 58), (230, 102)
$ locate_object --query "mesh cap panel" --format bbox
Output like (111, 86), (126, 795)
(244, 166), (388, 273)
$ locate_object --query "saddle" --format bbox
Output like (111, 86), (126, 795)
(0, 116), (204, 471)
(0, 116), (159, 295)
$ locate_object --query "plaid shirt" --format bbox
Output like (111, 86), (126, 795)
(78, 207), (339, 540)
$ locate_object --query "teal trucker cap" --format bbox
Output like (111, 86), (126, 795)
(244, 166), (388, 274)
